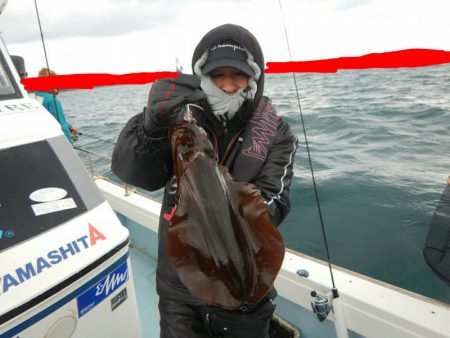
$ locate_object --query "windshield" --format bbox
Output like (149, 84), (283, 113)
(0, 50), (23, 101)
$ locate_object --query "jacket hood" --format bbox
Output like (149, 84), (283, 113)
(192, 24), (265, 106)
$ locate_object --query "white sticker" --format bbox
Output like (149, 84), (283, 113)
(32, 198), (77, 216)
(29, 187), (68, 203)
(0, 102), (44, 116)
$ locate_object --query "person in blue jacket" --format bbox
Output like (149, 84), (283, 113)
(34, 68), (79, 143)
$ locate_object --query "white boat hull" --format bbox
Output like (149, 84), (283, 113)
(95, 177), (450, 338)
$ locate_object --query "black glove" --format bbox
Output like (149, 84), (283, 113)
(144, 74), (206, 135)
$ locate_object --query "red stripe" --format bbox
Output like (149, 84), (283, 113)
(20, 49), (450, 91)
(266, 49), (450, 73)
(22, 72), (178, 91)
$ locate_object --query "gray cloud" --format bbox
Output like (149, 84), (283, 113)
(0, 0), (244, 44)
(0, 0), (177, 43)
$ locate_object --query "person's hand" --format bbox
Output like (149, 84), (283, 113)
(70, 127), (80, 141)
(144, 74), (206, 134)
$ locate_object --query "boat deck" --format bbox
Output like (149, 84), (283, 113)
(129, 245), (308, 338)
(129, 247), (160, 338)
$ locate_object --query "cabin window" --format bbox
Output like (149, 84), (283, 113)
(0, 51), (23, 101)
(0, 137), (104, 252)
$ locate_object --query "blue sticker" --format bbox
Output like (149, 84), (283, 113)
(77, 260), (129, 317)
(5, 230), (15, 238)
(0, 229), (15, 239)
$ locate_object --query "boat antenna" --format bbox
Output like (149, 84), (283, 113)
(33, 0), (60, 123)
(277, 1), (348, 337)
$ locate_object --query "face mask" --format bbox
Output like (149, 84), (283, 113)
(193, 50), (260, 125)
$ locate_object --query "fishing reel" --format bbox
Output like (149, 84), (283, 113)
(310, 290), (332, 322)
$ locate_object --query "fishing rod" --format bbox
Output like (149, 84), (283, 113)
(33, 0), (61, 123)
(277, 1), (349, 337)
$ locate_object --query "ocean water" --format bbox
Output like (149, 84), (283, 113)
(61, 63), (450, 304)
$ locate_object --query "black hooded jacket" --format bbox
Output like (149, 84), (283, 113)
(111, 24), (298, 305)
(192, 24), (265, 106)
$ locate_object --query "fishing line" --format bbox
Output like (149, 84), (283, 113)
(77, 132), (116, 145)
(277, 0), (336, 289)
(33, 0), (60, 123)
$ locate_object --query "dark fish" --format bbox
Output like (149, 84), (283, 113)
(167, 120), (285, 309)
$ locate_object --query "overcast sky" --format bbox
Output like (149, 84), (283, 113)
(1, 0), (449, 76)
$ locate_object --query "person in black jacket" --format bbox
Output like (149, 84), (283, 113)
(11, 55), (28, 79)
(112, 23), (298, 338)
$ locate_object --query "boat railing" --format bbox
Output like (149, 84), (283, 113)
(73, 146), (106, 177)
(74, 144), (162, 200)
